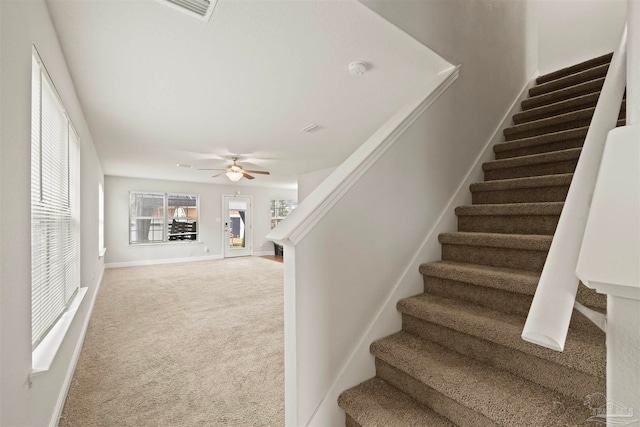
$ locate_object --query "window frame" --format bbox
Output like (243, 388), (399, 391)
(128, 191), (200, 245)
(30, 45), (84, 362)
(98, 181), (106, 257)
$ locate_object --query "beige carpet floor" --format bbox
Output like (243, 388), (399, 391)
(59, 257), (284, 427)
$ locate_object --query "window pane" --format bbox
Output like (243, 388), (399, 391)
(129, 192), (164, 243)
(98, 182), (105, 253)
(168, 194), (197, 241)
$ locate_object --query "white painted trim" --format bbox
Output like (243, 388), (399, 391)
(49, 266), (104, 427)
(266, 66), (460, 247)
(306, 71), (539, 425)
(105, 254), (223, 268)
(31, 288), (88, 376)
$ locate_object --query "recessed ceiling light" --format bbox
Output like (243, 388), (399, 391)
(176, 163), (193, 168)
(301, 124), (322, 133)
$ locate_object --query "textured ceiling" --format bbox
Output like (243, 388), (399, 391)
(46, 0), (451, 188)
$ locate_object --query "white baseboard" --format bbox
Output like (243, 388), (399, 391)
(308, 71), (540, 426)
(105, 254), (223, 269)
(49, 266), (105, 427)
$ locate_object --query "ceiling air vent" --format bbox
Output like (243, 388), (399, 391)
(157, 0), (217, 22)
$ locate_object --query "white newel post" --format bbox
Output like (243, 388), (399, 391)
(576, 125), (640, 423)
(576, 3), (640, 420)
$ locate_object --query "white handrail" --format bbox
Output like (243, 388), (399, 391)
(522, 26), (628, 352)
(266, 67), (459, 246)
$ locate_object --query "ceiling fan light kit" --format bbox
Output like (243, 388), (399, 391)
(226, 172), (243, 182)
(197, 157), (270, 182)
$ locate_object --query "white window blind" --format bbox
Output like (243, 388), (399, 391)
(31, 52), (80, 349)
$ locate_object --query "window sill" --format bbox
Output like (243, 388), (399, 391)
(30, 287), (88, 378)
(99, 247), (107, 257)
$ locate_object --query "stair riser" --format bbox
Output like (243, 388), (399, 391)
(471, 186), (570, 204)
(484, 159), (578, 181)
(402, 316), (605, 401)
(522, 79), (604, 110)
(375, 359), (496, 427)
(458, 215), (560, 235)
(529, 65), (609, 97)
(513, 94), (599, 125)
(346, 414), (360, 427)
(442, 244), (548, 272)
(496, 138), (585, 160)
(424, 275), (533, 317)
(422, 275), (605, 335)
(505, 117), (593, 141)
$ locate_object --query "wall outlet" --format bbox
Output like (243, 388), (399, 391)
(204, 246), (209, 253)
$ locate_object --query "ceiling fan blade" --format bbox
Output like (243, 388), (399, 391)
(198, 168), (227, 171)
(212, 172), (226, 178)
(243, 169), (270, 175)
(242, 172), (255, 180)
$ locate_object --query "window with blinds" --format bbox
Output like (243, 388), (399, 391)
(31, 51), (81, 349)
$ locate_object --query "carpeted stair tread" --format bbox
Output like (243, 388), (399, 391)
(401, 315), (605, 401)
(483, 147), (581, 173)
(504, 109), (594, 141)
(471, 173), (573, 192)
(536, 52), (612, 84)
(494, 118), (626, 159)
(522, 77), (604, 110)
(494, 127), (588, 157)
(504, 101), (625, 141)
(456, 202), (564, 216)
(440, 233), (551, 271)
(420, 260), (539, 295)
(529, 63), (609, 97)
(397, 294), (606, 377)
(456, 203), (563, 234)
(338, 378), (455, 427)
(470, 174), (573, 204)
(513, 92), (600, 125)
(439, 232), (552, 251)
(419, 260), (606, 310)
(371, 332), (592, 427)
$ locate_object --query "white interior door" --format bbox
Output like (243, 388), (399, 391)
(223, 195), (252, 258)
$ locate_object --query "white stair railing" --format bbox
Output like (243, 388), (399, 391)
(521, 25), (628, 352)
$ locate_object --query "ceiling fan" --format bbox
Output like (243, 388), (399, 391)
(198, 157), (270, 182)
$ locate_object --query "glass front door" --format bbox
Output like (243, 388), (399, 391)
(223, 196), (251, 257)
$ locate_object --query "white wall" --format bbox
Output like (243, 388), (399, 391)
(297, 167), (336, 202)
(293, 1), (538, 424)
(0, 1), (105, 426)
(105, 176), (297, 265)
(538, 0), (627, 75)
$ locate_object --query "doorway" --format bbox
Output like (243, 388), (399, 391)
(223, 195), (252, 258)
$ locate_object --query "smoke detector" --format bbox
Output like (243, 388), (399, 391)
(348, 62), (368, 76)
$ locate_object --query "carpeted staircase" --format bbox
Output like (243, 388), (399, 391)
(338, 53), (626, 426)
